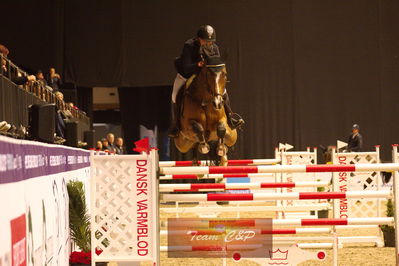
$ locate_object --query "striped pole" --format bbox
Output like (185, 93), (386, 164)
(160, 203), (330, 213)
(161, 218), (394, 228)
(159, 181), (329, 192)
(160, 173), (275, 180)
(160, 243), (333, 251)
(161, 191), (391, 202)
(160, 228), (331, 236)
(159, 159), (280, 167)
(159, 163), (399, 175)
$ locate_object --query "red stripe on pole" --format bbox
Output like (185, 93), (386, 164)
(261, 182), (295, 188)
(306, 165), (356, 172)
(261, 229), (296, 234)
(209, 166), (259, 174)
(171, 175), (198, 179)
(301, 219), (348, 226)
(209, 219), (256, 227)
(299, 192), (346, 199)
(192, 245), (224, 251)
(191, 183), (226, 190)
(207, 193), (254, 201)
(223, 174), (250, 178)
(175, 161), (197, 166)
(227, 160), (254, 165)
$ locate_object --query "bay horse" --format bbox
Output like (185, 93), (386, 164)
(173, 58), (237, 165)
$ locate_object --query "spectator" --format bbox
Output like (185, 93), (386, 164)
(95, 141), (103, 151)
(106, 133), (116, 153)
(47, 67), (62, 91)
(54, 92), (73, 120)
(36, 70), (48, 86)
(101, 138), (109, 151)
(347, 124), (363, 152)
(0, 44), (9, 73)
(54, 91), (64, 101)
(0, 44), (35, 85)
(115, 137), (125, 154)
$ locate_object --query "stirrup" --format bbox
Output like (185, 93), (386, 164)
(229, 113), (245, 129)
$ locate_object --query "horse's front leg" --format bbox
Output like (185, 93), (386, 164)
(216, 122), (228, 157)
(191, 120), (209, 154)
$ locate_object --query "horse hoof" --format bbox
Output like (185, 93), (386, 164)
(217, 145), (227, 157)
(198, 143), (210, 154)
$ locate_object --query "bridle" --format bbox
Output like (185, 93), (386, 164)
(204, 63), (226, 99)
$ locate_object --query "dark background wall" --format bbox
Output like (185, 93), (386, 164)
(1, 0), (398, 160)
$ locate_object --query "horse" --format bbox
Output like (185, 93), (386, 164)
(173, 58), (237, 165)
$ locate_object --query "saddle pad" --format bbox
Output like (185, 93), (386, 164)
(185, 74), (197, 89)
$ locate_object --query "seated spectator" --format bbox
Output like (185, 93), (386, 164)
(101, 138), (109, 151)
(36, 70), (46, 85)
(115, 137), (125, 154)
(0, 44), (35, 85)
(0, 44), (8, 73)
(55, 110), (66, 140)
(54, 91), (64, 101)
(106, 133), (116, 153)
(47, 67), (62, 91)
(36, 70), (51, 88)
(95, 140), (103, 151)
(54, 92), (73, 119)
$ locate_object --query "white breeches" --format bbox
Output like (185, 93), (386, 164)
(172, 73), (187, 103)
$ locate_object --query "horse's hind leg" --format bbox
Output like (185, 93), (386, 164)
(191, 120), (209, 154)
(216, 122), (228, 157)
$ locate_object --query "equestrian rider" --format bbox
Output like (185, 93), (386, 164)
(168, 25), (244, 137)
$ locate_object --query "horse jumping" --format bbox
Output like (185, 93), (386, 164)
(173, 58), (237, 165)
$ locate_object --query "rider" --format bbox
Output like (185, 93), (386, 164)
(168, 25), (244, 138)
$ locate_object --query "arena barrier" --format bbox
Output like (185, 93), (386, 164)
(90, 149), (399, 266)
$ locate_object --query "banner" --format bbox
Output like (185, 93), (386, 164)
(0, 136), (90, 266)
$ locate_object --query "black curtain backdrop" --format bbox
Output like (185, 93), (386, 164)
(1, 0), (399, 160)
(118, 86), (171, 155)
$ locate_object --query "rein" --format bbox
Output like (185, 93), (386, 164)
(186, 64), (226, 107)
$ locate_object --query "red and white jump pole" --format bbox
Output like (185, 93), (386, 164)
(160, 227), (331, 236)
(160, 243), (333, 251)
(162, 217), (394, 227)
(159, 159), (280, 167)
(159, 181), (329, 192)
(160, 173), (274, 180)
(161, 191), (391, 202)
(159, 163), (399, 175)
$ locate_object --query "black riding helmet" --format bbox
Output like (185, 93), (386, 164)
(197, 25), (216, 41)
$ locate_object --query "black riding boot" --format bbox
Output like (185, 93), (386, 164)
(168, 102), (180, 138)
(223, 93), (244, 129)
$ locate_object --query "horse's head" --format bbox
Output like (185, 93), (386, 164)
(200, 60), (227, 110)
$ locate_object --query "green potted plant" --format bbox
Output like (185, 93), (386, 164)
(67, 180), (106, 266)
(381, 198), (395, 247)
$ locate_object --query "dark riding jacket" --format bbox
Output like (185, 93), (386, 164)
(347, 133), (363, 152)
(174, 38), (220, 79)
